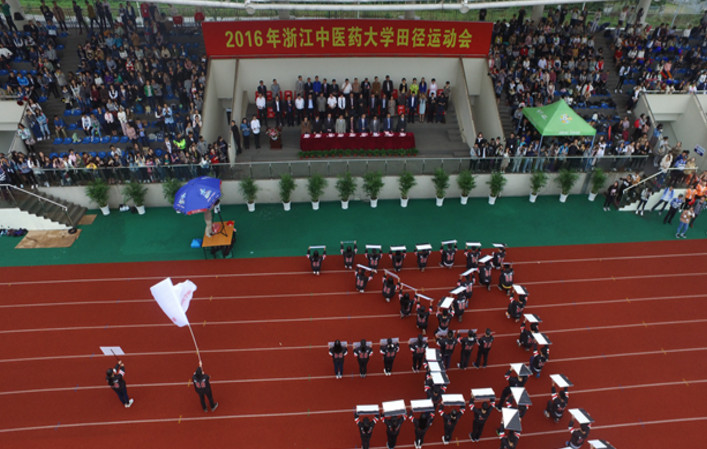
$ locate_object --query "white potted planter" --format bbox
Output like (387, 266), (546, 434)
(312, 201), (320, 210)
(370, 198), (378, 208)
(529, 193), (538, 203)
(341, 200), (349, 210)
(99, 205), (110, 216)
(247, 202), (256, 212)
(460, 196), (469, 205)
(588, 192), (597, 201)
(283, 201), (291, 211)
(488, 195), (497, 205)
(136, 205), (146, 215)
(400, 197), (409, 208)
(559, 193), (569, 203)
(435, 197), (444, 207)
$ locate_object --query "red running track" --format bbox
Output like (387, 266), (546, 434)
(0, 240), (705, 449)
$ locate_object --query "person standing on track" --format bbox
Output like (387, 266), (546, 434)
(492, 245), (506, 270)
(390, 249), (406, 273)
(192, 362), (219, 412)
(436, 330), (457, 370)
(382, 274), (399, 303)
(354, 413), (377, 449)
(440, 243), (457, 268)
(355, 266), (374, 293)
(381, 338), (400, 376)
(506, 293), (527, 323)
(384, 414), (405, 449)
(517, 321), (538, 351)
(499, 429), (520, 449)
(473, 328), (494, 368)
(435, 307), (454, 337)
(457, 329), (477, 369)
(106, 360), (133, 408)
(478, 258), (493, 291)
(440, 406), (464, 445)
(416, 247), (431, 271)
(354, 339), (372, 378)
(409, 411), (434, 449)
(399, 291), (414, 318)
(341, 242), (357, 269)
(329, 339), (347, 379)
(529, 344), (549, 378)
(415, 299), (433, 333)
(410, 334), (428, 373)
(468, 399), (495, 442)
(464, 244), (481, 269)
(565, 420), (591, 449)
(498, 263), (514, 295)
(306, 248), (326, 275)
(545, 386), (569, 423)
(365, 246), (382, 270)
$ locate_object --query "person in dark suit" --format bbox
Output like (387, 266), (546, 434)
(272, 94), (284, 127)
(285, 97), (295, 126)
(382, 75), (394, 98)
(357, 113), (369, 133)
(256, 80), (267, 97)
(396, 115), (407, 132)
(368, 93), (378, 117)
(312, 116), (323, 133)
(192, 362), (219, 412)
(408, 94), (418, 122)
(383, 113), (394, 132)
(323, 113), (335, 133)
(370, 115), (381, 133)
(380, 94), (389, 115)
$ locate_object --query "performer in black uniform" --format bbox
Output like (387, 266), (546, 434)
(566, 420), (591, 449)
(329, 339), (347, 379)
(499, 430), (519, 449)
(415, 300), (432, 333)
(409, 411), (434, 449)
(424, 374), (447, 408)
(366, 247), (382, 270)
(492, 245), (506, 270)
(415, 247), (431, 271)
(464, 244), (481, 269)
(354, 339), (372, 378)
(452, 286), (469, 323)
(439, 405), (465, 445)
(506, 294), (527, 322)
(382, 274), (399, 303)
(341, 242), (357, 269)
(380, 338), (400, 376)
(399, 291), (414, 318)
(355, 266), (374, 293)
(468, 400), (495, 442)
(354, 413), (377, 449)
(497, 369), (528, 411)
(410, 333), (428, 373)
(478, 259), (493, 291)
(435, 308), (454, 336)
(457, 329), (477, 369)
(473, 328), (494, 368)
(306, 248), (326, 275)
(384, 414), (405, 449)
(439, 243), (457, 268)
(529, 344), (549, 378)
(192, 362), (219, 412)
(436, 330), (457, 370)
(106, 360), (133, 408)
(497, 263), (514, 295)
(545, 386), (569, 422)
(517, 321), (538, 351)
(390, 249), (406, 272)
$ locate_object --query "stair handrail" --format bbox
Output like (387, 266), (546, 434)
(0, 184), (74, 228)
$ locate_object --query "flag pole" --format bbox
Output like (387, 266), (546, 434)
(186, 322), (202, 365)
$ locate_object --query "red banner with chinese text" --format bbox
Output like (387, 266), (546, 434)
(201, 20), (492, 59)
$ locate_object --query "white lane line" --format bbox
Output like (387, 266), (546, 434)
(1, 250), (705, 286)
(2, 347), (706, 396)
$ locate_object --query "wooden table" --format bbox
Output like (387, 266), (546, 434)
(201, 221), (236, 259)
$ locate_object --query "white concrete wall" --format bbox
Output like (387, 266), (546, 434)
(0, 209), (69, 230)
(644, 94), (691, 119)
(201, 59), (237, 145)
(39, 172), (598, 209)
(451, 61), (475, 147)
(461, 58), (485, 97)
(471, 61), (504, 141)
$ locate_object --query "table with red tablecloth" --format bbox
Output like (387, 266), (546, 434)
(300, 132), (416, 151)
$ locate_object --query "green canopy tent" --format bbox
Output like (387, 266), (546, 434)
(521, 100), (597, 148)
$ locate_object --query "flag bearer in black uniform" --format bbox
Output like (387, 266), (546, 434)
(440, 406), (465, 445)
(354, 413), (377, 449)
(416, 247), (431, 271)
(517, 321), (538, 351)
(341, 242), (357, 269)
(306, 248), (326, 275)
(410, 334), (428, 373)
(106, 360), (133, 408)
(366, 246), (382, 270)
(436, 330), (457, 370)
(390, 249), (406, 272)
(478, 258), (493, 291)
(492, 244), (507, 270)
(382, 273), (399, 303)
(354, 339), (373, 378)
(545, 386), (569, 422)
(329, 340), (347, 379)
(424, 374), (446, 408)
(380, 338), (400, 376)
(439, 242), (457, 268)
(497, 369), (528, 410)
(457, 329), (477, 369)
(497, 263), (514, 295)
(473, 328), (494, 368)
(506, 293), (527, 322)
(384, 414), (405, 449)
(464, 244), (481, 269)
(409, 411), (434, 449)
(469, 400), (495, 442)
(453, 287), (469, 323)
(435, 307), (454, 337)
(399, 291), (414, 318)
(192, 362), (218, 412)
(355, 266), (374, 293)
(529, 344), (549, 378)
(415, 299), (432, 333)
(566, 420), (591, 449)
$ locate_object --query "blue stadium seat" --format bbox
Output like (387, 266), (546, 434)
(59, 152), (68, 158)
(63, 137), (72, 145)
(53, 137), (63, 145)
(72, 109), (82, 116)
(67, 123), (78, 130)
(101, 136), (111, 144)
(155, 149), (164, 157)
(110, 136), (120, 144)
(89, 152), (97, 157)
(120, 136), (129, 143)
(82, 137), (91, 144)
(91, 137), (100, 144)
(49, 152), (58, 159)
(63, 109), (72, 117)
(38, 96), (47, 103)
(98, 151), (107, 159)
(0, 69), (7, 76)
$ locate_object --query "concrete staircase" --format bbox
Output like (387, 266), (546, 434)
(496, 92), (515, 139)
(9, 186), (86, 228)
(595, 31), (629, 117)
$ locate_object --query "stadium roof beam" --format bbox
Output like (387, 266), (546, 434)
(147, 0), (605, 13)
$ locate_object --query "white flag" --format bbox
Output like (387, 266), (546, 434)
(150, 278), (197, 327)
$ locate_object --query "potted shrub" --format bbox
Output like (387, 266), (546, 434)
(555, 168), (579, 203)
(122, 180), (148, 215)
(86, 178), (111, 215)
(487, 171), (506, 205)
(456, 169), (476, 205)
(362, 171), (384, 208)
(588, 167), (607, 201)
(307, 172), (327, 210)
(162, 177), (183, 206)
(239, 176), (258, 212)
(432, 167), (450, 206)
(398, 170), (416, 208)
(279, 173), (296, 211)
(335, 171), (357, 210)
(529, 171), (548, 203)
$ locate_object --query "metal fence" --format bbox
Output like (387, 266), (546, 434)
(25, 155), (649, 187)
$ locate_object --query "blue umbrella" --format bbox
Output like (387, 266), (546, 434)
(173, 177), (222, 215)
